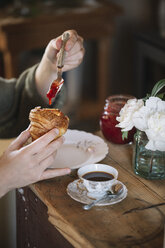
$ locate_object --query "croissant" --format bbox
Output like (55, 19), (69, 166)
(29, 106), (69, 141)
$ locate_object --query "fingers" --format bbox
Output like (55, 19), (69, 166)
(27, 128), (60, 154)
(64, 30), (79, 51)
(40, 167), (71, 181)
(64, 51), (84, 65)
(7, 128), (31, 152)
(63, 36), (84, 71)
(64, 32), (84, 71)
(65, 42), (85, 61)
(63, 62), (82, 72)
(55, 30), (83, 52)
(34, 136), (64, 162)
(63, 55), (84, 71)
(65, 37), (84, 56)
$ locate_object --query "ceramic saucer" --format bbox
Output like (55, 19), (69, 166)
(67, 179), (127, 206)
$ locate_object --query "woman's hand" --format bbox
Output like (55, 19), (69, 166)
(35, 29), (85, 102)
(45, 29), (85, 72)
(0, 127), (71, 198)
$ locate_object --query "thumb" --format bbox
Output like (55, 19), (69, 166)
(7, 127), (31, 151)
(54, 37), (62, 51)
(45, 38), (61, 62)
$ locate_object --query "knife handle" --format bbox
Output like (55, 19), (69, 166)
(57, 32), (70, 68)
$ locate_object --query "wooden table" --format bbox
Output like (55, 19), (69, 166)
(0, 1), (122, 119)
(15, 132), (165, 248)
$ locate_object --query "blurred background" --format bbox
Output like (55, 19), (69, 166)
(0, 0), (165, 247)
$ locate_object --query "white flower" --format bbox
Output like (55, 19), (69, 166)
(145, 96), (165, 112)
(116, 98), (144, 131)
(145, 112), (165, 151)
(132, 106), (150, 131)
(116, 96), (165, 151)
(133, 97), (165, 131)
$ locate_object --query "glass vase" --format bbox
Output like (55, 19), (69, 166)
(133, 130), (165, 180)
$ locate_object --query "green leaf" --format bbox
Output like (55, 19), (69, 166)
(156, 92), (165, 100)
(143, 93), (151, 102)
(122, 131), (128, 140)
(151, 79), (165, 97)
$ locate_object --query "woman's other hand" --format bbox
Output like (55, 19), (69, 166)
(0, 127), (70, 198)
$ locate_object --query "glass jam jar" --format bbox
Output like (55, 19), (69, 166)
(100, 94), (136, 144)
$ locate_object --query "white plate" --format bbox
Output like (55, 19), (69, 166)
(67, 179), (127, 206)
(51, 129), (108, 169)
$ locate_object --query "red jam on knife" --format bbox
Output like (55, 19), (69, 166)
(47, 79), (64, 105)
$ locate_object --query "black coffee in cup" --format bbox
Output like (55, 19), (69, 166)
(82, 171), (114, 182)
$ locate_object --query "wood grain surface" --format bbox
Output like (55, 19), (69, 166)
(27, 132), (165, 248)
(0, 135), (164, 247)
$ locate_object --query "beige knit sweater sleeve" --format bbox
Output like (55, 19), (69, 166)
(0, 64), (66, 138)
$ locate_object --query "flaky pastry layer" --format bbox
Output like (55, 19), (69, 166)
(29, 106), (69, 141)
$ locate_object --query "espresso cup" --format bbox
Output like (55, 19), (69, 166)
(77, 163), (118, 198)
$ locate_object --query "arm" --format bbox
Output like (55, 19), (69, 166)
(0, 66), (66, 138)
(0, 30), (84, 138)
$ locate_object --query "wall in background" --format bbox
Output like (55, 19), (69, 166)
(107, 0), (158, 97)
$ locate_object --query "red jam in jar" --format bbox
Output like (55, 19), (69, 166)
(100, 94), (136, 144)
